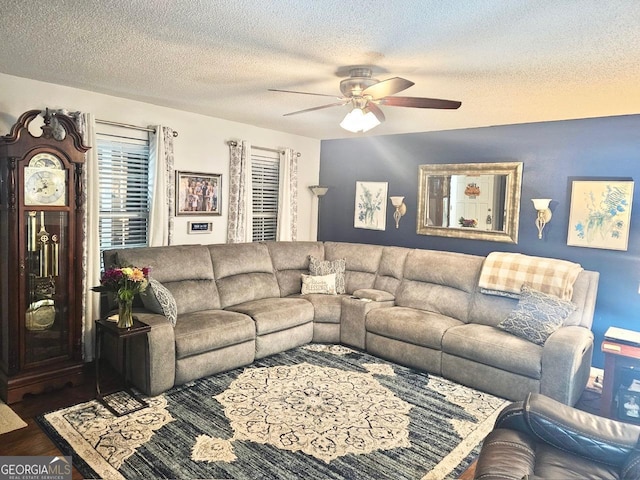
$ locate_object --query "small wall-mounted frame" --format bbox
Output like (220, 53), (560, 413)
(176, 171), (222, 216)
(188, 221), (213, 234)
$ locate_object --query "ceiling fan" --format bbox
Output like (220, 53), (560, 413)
(269, 67), (461, 133)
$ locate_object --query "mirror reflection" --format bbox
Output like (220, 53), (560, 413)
(417, 162), (523, 243)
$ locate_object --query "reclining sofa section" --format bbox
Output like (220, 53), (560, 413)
(101, 241), (599, 406)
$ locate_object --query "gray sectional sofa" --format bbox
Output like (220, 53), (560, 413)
(102, 241), (599, 406)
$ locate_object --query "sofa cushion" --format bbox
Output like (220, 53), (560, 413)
(173, 310), (255, 359)
(227, 297), (314, 336)
(442, 323), (542, 378)
(163, 279), (221, 314)
(373, 246), (409, 294)
(309, 256), (346, 294)
(140, 278), (178, 326)
(301, 273), (336, 295)
(298, 293), (343, 324)
(366, 306), (463, 349)
(209, 243), (280, 308)
(498, 285), (577, 346)
(324, 242), (383, 293)
(266, 241), (324, 297)
(116, 245), (222, 312)
(117, 245), (215, 284)
(395, 249), (483, 322)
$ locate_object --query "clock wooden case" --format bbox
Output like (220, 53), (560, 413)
(0, 109), (89, 403)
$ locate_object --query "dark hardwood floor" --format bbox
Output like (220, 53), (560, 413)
(0, 366), (602, 480)
(0, 364), (118, 480)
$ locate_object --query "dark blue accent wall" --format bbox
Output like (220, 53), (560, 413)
(318, 114), (640, 368)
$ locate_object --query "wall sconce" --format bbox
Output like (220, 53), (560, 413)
(532, 198), (552, 239)
(389, 196), (407, 229)
(309, 185), (329, 197)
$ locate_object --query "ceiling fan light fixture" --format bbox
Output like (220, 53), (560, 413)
(340, 107), (381, 133)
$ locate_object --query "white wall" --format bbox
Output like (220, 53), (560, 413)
(0, 72), (322, 244)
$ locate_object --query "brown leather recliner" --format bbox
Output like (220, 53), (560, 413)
(474, 393), (640, 479)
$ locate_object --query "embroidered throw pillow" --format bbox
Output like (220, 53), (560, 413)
(301, 273), (337, 295)
(140, 278), (178, 327)
(498, 285), (576, 346)
(309, 256), (346, 294)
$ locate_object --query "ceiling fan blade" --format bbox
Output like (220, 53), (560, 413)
(269, 88), (339, 99)
(283, 101), (348, 116)
(379, 96), (462, 109)
(365, 103), (386, 123)
(362, 77), (414, 99)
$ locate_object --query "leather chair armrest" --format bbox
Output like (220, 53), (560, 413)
(497, 393), (640, 467)
(623, 449), (640, 479)
(474, 428), (536, 480)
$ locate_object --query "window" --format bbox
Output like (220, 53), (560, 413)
(251, 150), (280, 241)
(97, 133), (151, 259)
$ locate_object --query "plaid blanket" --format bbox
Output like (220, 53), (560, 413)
(478, 252), (583, 300)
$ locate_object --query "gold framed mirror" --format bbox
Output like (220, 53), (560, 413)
(417, 162), (523, 243)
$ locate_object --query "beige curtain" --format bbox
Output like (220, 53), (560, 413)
(276, 148), (298, 241)
(149, 126), (175, 246)
(227, 141), (253, 243)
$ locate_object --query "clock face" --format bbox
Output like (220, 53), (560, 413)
(28, 152), (64, 169)
(24, 167), (66, 206)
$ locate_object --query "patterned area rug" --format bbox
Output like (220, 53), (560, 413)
(0, 399), (27, 434)
(38, 345), (508, 480)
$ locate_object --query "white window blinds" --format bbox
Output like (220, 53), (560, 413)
(251, 150), (280, 242)
(97, 134), (151, 255)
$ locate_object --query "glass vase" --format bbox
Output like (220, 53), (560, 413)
(117, 298), (134, 329)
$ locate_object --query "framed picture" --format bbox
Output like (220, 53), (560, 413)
(618, 389), (640, 423)
(354, 181), (388, 230)
(176, 171), (222, 216)
(567, 180), (634, 250)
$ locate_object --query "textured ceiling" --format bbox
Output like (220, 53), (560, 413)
(1, 0), (639, 139)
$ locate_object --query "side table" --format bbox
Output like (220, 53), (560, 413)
(95, 318), (151, 416)
(601, 326), (640, 420)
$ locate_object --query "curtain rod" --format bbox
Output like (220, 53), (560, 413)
(96, 119), (179, 137)
(227, 140), (301, 157)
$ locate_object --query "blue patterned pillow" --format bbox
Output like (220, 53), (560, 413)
(498, 285), (576, 346)
(140, 278), (178, 327)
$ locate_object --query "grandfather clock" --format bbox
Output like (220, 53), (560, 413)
(0, 109), (89, 403)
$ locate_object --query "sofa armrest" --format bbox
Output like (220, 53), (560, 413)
(540, 325), (593, 405)
(128, 312), (176, 396)
(496, 393), (640, 468)
(352, 288), (395, 302)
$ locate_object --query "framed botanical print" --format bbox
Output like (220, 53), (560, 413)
(567, 180), (634, 250)
(176, 171), (222, 216)
(354, 181), (388, 230)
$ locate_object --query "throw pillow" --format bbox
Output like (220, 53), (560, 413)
(301, 273), (337, 295)
(309, 256), (346, 294)
(140, 278), (178, 327)
(498, 285), (577, 346)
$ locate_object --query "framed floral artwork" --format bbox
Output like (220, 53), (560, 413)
(354, 181), (387, 230)
(567, 180), (634, 250)
(176, 171), (222, 216)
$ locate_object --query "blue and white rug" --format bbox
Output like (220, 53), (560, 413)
(38, 345), (508, 479)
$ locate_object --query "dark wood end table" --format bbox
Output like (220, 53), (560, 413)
(601, 326), (640, 420)
(95, 317), (151, 416)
